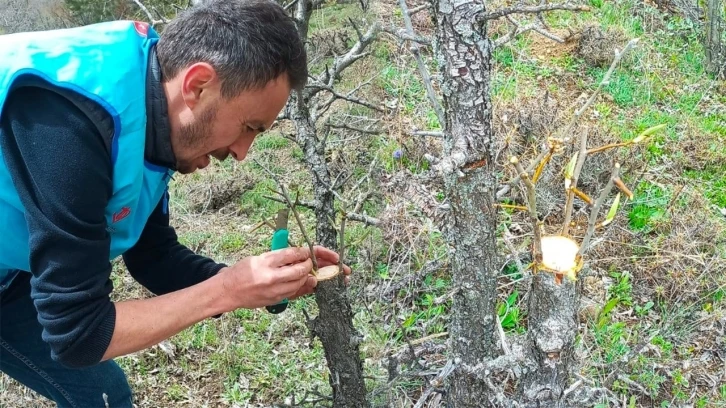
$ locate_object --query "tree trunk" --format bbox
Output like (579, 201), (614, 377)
(289, 69), (369, 408)
(520, 271), (581, 406)
(430, 2), (500, 407)
(705, 0), (724, 77)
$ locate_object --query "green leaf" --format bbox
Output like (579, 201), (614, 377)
(564, 153), (578, 189)
(632, 123), (667, 144)
(602, 193), (622, 227)
(598, 297), (620, 328)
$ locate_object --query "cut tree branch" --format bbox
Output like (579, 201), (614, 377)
(483, 3), (591, 21)
(497, 38), (639, 198)
(557, 38), (640, 142)
(397, 0), (446, 127)
(512, 157), (542, 264)
(579, 162), (620, 256)
(562, 129), (589, 236)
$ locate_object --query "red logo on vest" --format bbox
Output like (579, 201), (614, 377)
(112, 207), (132, 223)
(133, 21), (149, 37)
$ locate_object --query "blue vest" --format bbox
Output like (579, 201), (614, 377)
(0, 21), (175, 286)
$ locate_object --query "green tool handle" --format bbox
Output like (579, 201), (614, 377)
(265, 229), (289, 314)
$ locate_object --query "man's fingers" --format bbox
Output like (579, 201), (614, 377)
(267, 246), (311, 267)
(314, 246), (339, 264)
(290, 276), (318, 300)
(313, 245), (352, 275)
(277, 258), (314, 282)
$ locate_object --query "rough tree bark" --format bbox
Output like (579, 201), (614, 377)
(284, 1), (374, 406)
(705, 0), (724, 77)
(290, 93), (368, 408)
(519, 272), (581, 404)
(429, 1), (500, 407)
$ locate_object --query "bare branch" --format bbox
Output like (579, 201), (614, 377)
(338, 206), (346, 270)
(380, 26), (432, 46)
(483, 2), (591, 20)
(533, 25), (565, 43)
(562, 129), (589, 236)
(494, 22), (539, 48)
(495, 314), (510, 355)
(408, 4), (427, 15)
(308, 83), (385, 112)
(346, 212), (380, 226)
(397, 0), (445, 127)
(131, 0), (169, 26)
(411, 130), (444, 138)
(579, 162), (620, 256)
(254, 159), (319, 271)
(512, 156), (542, 264)
(312, 21), (379, 93)
(263, 195), (317, 210)
(557, 38), (640, 142)
(327, 121), (381, 135)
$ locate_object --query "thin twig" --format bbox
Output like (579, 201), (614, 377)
(346, 212), (380, 226)
(558, 38), (640, 142)
(263, 195), (317, 210)
(495, 22), (539, 48)
(254, 159), (319, 271)
(308, 83), (385, 112)
(408, 4), (427, 15)
(339, 207), (346, 270)
(130, 0), (169, 26)
(483, 2), (590, 20)
(327, 121), (381, 135)
(579, 162), (620, 256)
(380, 26), (432, 45)
(562, 129), (589, 236)
(496, 314), (511, 355)
(411, 130), (444, 138)
(397, 0), (445, 127)
(512, 157), (542, 264)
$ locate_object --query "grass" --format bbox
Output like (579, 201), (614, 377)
(3, 0), (726, 407)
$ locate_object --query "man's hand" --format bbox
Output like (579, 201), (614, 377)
(102, 246), (352, 363)
(289, 246), (353, 299)
(217, 245), (353, 312)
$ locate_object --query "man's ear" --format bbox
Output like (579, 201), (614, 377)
(180, 62), (219, 111)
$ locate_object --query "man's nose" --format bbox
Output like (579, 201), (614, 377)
(229, 136), (255, 161)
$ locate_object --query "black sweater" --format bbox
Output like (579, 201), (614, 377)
(0, 65), (225, 368)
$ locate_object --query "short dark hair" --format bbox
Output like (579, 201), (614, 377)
(156, 0), (307, 98)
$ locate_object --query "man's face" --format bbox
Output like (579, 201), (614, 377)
(169, 72), (291, 174)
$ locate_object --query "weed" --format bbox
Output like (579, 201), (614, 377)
(627, 181), (669, 232)
(497, 290), (524, 333)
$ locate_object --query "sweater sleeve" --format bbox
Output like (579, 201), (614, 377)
(122, 190), (226, 296)
(0, 86), (116, 368)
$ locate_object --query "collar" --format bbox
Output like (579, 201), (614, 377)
(144, 45), (177, 170)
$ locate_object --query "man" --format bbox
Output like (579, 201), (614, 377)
(0, 0), (349, 406)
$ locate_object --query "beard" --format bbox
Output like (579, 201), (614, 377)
(174, 102), (219, 174)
